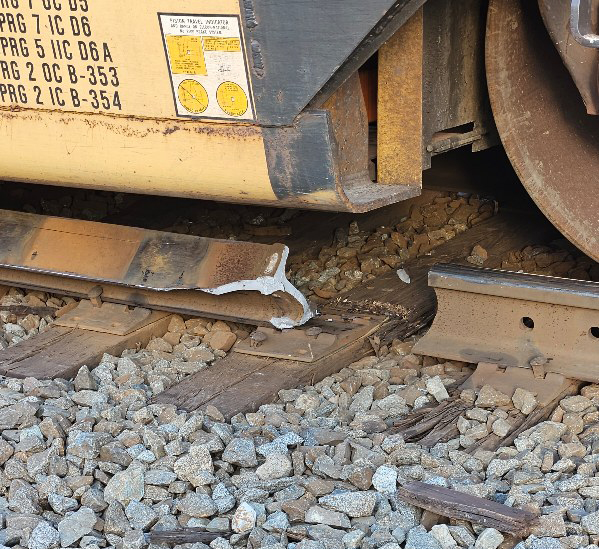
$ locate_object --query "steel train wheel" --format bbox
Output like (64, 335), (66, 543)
(486, 0), (599, 262)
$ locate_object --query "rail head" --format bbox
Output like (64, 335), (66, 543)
(428, 264), (599, 311)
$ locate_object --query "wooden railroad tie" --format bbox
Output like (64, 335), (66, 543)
(396, 481), (539, 536)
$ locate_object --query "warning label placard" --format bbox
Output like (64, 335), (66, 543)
(159, 14), (254, 120)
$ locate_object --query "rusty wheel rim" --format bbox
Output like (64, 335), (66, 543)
(486, 0), (599, 262)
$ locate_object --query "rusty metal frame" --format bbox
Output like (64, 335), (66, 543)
(0, 210), (313, 328)
(377, 7), (424, 186)
(414, 264), (599, 381)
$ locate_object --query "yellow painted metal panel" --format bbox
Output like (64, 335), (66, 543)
(0, 0), (278, 203)
(0, 0), (422, 212)
(0, 110), (277, 202)
(0, 0), (249, 120)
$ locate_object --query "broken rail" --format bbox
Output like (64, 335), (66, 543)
(0, 210), (312, 328)
(414, 264), (599, 381)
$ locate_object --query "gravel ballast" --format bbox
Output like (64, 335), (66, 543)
(0, 308), (599, 549)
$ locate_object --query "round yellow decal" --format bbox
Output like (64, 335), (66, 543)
(178, 80), (209, 114)
(216, 81), (248, 117)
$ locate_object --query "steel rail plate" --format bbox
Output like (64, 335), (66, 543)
(413, 264), (599, 381)
(0, 210), (313, 328)
(233, 314), (384, 362)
